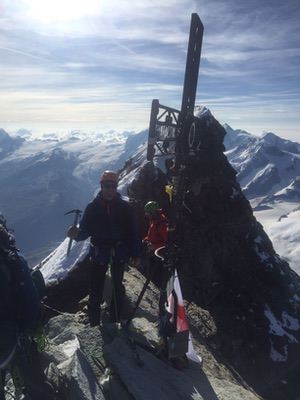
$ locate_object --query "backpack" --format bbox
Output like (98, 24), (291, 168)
(0, 222), (41, 331)
(0, 219), (44, 370)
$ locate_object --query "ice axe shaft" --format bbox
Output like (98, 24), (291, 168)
(125, 248), (167, 328)
(65, 209), (82, 256)
(124, 274), (152, 329)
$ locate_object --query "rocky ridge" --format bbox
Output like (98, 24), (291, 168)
(34, 109), (300, 399)
(42, 266), (261, 400)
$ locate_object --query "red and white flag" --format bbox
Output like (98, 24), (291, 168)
(166, 269), (202, 365)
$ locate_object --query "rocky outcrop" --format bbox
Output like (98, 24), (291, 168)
(124, 112), (300, 399)
(43, 267), (261, 400)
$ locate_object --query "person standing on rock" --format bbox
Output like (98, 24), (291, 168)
(67, 170), (140, 326)
(143, 201), (168, 287)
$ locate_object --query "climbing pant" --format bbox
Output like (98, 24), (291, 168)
(88, 260), (126, 325)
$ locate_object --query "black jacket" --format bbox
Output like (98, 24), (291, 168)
(77, 192), (139, 258)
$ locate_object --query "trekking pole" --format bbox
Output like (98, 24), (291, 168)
(125, 246), (168, 329)
(109, 247), (120, 324)
(124, 274), (152, 329)
(64, 209), (82, 256)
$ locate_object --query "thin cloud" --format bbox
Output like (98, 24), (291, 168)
(0, 0), (299, 141)
(0, 45), (46, 61)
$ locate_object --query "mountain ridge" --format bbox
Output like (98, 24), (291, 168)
(0, 117), (298, 268)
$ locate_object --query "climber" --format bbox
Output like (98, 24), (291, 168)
(142, 200), (169, 288)
(127, 161), (171, 217)
(142, 201), (173, 352)
(143, 203), (189, 370)
(0, 216), (57, 400)
(143, 200), (168, 253)
(67, 170), (140, 326)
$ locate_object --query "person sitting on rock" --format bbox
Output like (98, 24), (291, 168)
(67, 170), (140, 326)
(0, 216), (57, 400)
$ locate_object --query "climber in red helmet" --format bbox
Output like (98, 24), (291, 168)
(67, 170), (140, 326)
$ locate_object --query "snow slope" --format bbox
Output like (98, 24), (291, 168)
(224, 124), (300, 274)
(40, 238), (90, 285)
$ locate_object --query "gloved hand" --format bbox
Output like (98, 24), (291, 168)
(129, 257), (141, 268)
(142, 239), (154, 253)
(67, 225), (79, 240)
(147, 243), (155, 252)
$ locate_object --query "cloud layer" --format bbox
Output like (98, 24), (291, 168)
(0, 0), (299, 140)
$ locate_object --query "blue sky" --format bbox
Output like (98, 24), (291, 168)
(0, 0), (300, 141)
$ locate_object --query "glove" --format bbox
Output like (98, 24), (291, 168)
(147, 243), (155, 252)
(142, 240), (154, 253)
(67, 225), (79, 240)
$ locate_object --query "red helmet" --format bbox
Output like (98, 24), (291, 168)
(100, 170), (119, 183)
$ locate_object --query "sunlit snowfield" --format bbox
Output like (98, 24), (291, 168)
(253, 201), (300, 275)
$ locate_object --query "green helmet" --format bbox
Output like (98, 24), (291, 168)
(144, 201), (160, 215)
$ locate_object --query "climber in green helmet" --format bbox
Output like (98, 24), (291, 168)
(144, 200), (160, 216)
(143, 201), (168, 285)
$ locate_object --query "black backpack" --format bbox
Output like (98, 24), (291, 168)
(0, 249), (17, 320)
(0, 221), (43, 329)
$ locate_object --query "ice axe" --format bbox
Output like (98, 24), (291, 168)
(65, 209), (82, 256)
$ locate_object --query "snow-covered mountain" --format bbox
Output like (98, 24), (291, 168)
(224, 125), (300, 201)
(0, 120), (299, 272)
(0, 128), (24, 157)
(224, 124), (300, 273)
(0, 128), (147, 264)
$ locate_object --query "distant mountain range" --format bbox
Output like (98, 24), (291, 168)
(0, 117), (299, 270)
(223, 124), (300, 204)
(223, 124), (300, 273)
(0, 128), (147, 264)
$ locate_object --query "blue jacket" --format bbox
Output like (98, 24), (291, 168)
(76, 192), (140, 263)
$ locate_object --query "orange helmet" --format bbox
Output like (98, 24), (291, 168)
(100, 170), (119, 183)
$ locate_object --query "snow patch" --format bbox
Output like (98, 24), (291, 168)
(264, 305), (298, 342)
(282, 312), (300, 331)
(194, 105), (212, 120)
(265, 305), (299, 362)
(40, 238), (90, 285)
(254, 244), (271, 264)
(254, 235), (263, 244)
(230, 187), (240, 199)
(61, 336), (80, 358)
(270, 342), (288, 362)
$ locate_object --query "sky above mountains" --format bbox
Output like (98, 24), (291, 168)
(1, 0), (300, 141)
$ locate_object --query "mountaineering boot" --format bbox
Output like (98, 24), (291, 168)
(171, 354), (189, 371)
(87, 305), (100, 327)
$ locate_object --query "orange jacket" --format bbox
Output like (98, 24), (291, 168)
(144, 211), (168, 250)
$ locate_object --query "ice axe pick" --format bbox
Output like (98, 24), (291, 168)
(65, 209), (82, 256)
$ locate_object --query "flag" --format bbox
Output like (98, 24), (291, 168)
(166, 269), (202, 365)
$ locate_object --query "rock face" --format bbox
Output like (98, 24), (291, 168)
(43, 268), (261, 400)
(126, 112), (300, 399)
